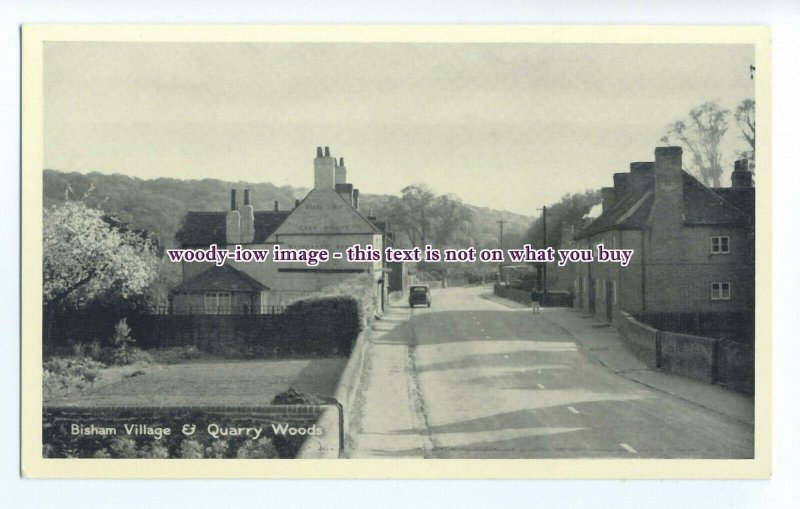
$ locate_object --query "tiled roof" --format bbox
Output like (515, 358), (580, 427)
(576, 171), (753, 239)
(178, 210), (290, 246)
(575, 190), (653, 239)
(682, 174), (752, 225)
(253, 211), (292, 241)
(172, 264), (269, 293)
(177, 212), (227, 247)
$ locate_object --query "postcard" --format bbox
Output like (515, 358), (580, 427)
(21, 25), (771, 478)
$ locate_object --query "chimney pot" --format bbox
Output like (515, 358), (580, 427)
(244, 189), (250, 206)
(294, 198), (300, 209)
(316, 147), (323, 157)
(731, 159), (753, 188)
(274, 200), (279, 211)
(339, 157), (344, 166)
(324, 146), (330, 157)
(230, 189), (237, 211)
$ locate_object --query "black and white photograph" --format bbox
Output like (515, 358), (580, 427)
(21, 25), (770, 477)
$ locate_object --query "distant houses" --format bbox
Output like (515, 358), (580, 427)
(171, 146), (401, 314)
(571, 146), (755, 340)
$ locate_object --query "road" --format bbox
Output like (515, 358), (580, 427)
(347, 285), (753, 458)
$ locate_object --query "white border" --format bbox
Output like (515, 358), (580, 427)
(4, 2), (800, 509)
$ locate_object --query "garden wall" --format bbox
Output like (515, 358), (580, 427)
(617, 311), (754, 393)
(617, 312), (659, 368)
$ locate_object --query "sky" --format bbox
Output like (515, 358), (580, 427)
(44, 42), (754, 216)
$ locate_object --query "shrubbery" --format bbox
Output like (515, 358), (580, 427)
(42, 410), (316, 458)
(43, 357), (105, 398)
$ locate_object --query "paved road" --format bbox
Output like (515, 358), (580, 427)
(348, 286), (753, 458)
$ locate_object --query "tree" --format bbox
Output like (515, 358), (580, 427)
(43, 200), (159, 342)
(661, 101), (730, 188)
(399, 184), (436, 247)
(524, 191), (601, 250)
(430, 194), (474, 248)
(735, 99), (756, 167)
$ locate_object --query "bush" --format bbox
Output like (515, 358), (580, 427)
(283, 297), (361, 356)
(271, 389), (324, 457)
(108, 318), (137, 365)
(148, 345), (207, 364)
(236, 438), (279, 459)
(179, 439), (205, 459)
(43, 356), (105, 398)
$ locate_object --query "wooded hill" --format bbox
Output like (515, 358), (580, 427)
(44, 170), (532, 252)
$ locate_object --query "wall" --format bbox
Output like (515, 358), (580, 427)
(617, 312), (658, 368)
(493, 284), (574, 307)
(616, 312), (754, 393)
(659, 331), (719, 383)
(645, 224), (754, 314)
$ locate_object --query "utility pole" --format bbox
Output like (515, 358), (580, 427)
(537, 206), (548, 300)
(497, 218), (505, 282)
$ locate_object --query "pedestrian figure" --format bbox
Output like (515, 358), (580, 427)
(531, 287), (541, 314)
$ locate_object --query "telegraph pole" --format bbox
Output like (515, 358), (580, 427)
(537, 206), (548, 299)
(497, 218), (505, 281)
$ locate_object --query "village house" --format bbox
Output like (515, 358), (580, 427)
(171, 146), (394, 314)
(572, 146), (755, 339)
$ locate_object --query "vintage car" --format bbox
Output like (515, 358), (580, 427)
(408, 284), (432, 308)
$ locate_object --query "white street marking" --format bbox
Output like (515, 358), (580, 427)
(567, 406), (579, 414)
(536, 383), (546, 390)
(620, 443), (637, 453)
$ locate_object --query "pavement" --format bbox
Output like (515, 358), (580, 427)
(347, 285), (754, 459)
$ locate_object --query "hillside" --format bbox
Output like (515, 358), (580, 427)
(43, 170), (533, 250)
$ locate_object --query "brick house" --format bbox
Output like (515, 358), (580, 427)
(572, 146), (755, 338)
(173, 146), (391, 312)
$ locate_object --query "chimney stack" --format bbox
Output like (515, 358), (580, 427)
(651, 146), (685, 242)
(226, 189), (241, 244)
(601, 187), (616, 213)
(731, 159), (754, 188)
(240, 189), (254, 243)
(613, 173), (631, 202)
(629, 162), (655, 195)
(335, 156), (347, 185)
(314, 145), (336, 189)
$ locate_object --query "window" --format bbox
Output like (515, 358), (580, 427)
(711, 236), (730, 254)
(711, 282), (731, 300)
(204, 292), (231, 314)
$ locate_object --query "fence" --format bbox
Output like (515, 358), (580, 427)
(148, 304), (285, 316)
(48, 298), (361, 358)
(635, 311), (753, 342)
